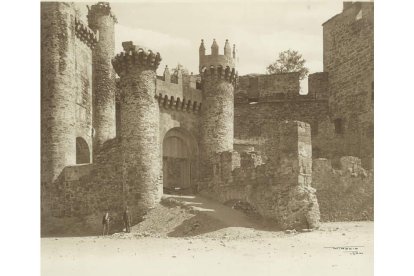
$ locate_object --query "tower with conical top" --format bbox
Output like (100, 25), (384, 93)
(199, 39), (237, 183)
(87, 2), (117, 158)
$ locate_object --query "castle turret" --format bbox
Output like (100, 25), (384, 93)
(211, 39), (219, 56)
(198, 39), (237, 182)
(224, 39), (231, 57)
(199, 39), (206, 59)
(112, 41), (163, 215)
(41, 2), (77, 203)
(163, 65), (171, 82)
(87, 2), (117, 158)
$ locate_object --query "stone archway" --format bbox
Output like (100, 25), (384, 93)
(162, 128), (198, 193)
(76, 137), (90, 164)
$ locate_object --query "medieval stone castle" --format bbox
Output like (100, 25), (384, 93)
(41, 2), (374, 235)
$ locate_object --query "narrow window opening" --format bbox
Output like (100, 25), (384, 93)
(334, 118), (344, 135)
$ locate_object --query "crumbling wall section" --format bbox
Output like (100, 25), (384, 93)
(200, 121), (321, 230)
(312, 156), (374, 221)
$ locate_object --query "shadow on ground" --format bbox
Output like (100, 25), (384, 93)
(162, 194), (281, 237)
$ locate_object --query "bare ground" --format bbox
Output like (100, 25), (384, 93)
(42, 194), (373, 276)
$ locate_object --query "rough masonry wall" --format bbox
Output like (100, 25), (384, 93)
(88, 2), (117, 157)
(313, 156), (373, 221)
(235, 100), (334, 159)
(74, 37), (93, 157)
(41, 2), (78, 216)
(41, 138), (125, 236)
(160, 109), (200, 144)
(200, 121), (321, 230)
(235, 72), (352, 162)
(200, 77), (234, 178)
(113, 42), (163, 216)
(323, 2), (374, 166)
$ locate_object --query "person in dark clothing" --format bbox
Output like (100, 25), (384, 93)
(102, 211), (110, 236)
(123, 206), (132, 233)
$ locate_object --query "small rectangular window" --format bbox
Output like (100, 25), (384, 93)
(334, 118), (344, 135)
(311, 121), (319, 136)
(371, 81), (374, 104)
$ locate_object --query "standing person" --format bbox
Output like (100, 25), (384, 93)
(123, 206), (132, 233)
(102, 210), (110, 236)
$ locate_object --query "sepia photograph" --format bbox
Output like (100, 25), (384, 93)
(38, 0), (375, 275)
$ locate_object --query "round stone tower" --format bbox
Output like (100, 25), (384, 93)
(41, 2), (77, 193)
(112, 42), (163, 215)
(199, 39), (237, 180)
(87, 2), (117, 158)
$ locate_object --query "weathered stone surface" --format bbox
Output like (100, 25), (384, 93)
(41, 3), (374, 235)
(323, 2), (374, 166)
(312, 157), (373, 221)
(113, 42), (163, 216)
(88, 2), (117, 156)
(199, 40), (237, 181)
(200, 121), (321, 230)
(41, 2), (94, 219)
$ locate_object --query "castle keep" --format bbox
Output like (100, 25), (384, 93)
(41, 2), (373, 235)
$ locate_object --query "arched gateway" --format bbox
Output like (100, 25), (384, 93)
(162, 127), (198, 193)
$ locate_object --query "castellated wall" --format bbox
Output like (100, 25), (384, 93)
(235, 72), (345, 161)
(323, 2), (374, 166)
(155, 66), (203, 140)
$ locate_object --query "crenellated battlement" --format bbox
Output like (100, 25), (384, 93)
(199, 39), (236, 73)
(112, 41), (162, 76)
(200, 65), (238, 85)
(87, 2), (117, 25)
(75, 17), (98, 49)
(235, 72), (329, 104)
(155, 93), (202, 113)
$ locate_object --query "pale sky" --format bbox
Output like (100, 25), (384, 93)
(76, 0), (345, 90)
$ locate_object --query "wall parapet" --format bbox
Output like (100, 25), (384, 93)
(75, 17), (98, 49)
(156, 93), (202, 113)
(236, 72), (329, 104)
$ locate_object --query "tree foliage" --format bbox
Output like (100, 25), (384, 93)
(266, 49), (309, 80)
(172, 63), (189, 76)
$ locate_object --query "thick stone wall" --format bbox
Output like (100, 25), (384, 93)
(74, 34), (93, 158)
(41, 3), (98, 217)
(88, 2), (117, 157)
(323, 2), (374, 166)
(240, 72), (300, 102)
(113, 42), (163, 216)
(41, 2), (77, 197)
(41, 138), (125, 236)
(200, 121), (320, 230)
(313, 156), (373, 221)
(234, 72), (358, 162)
